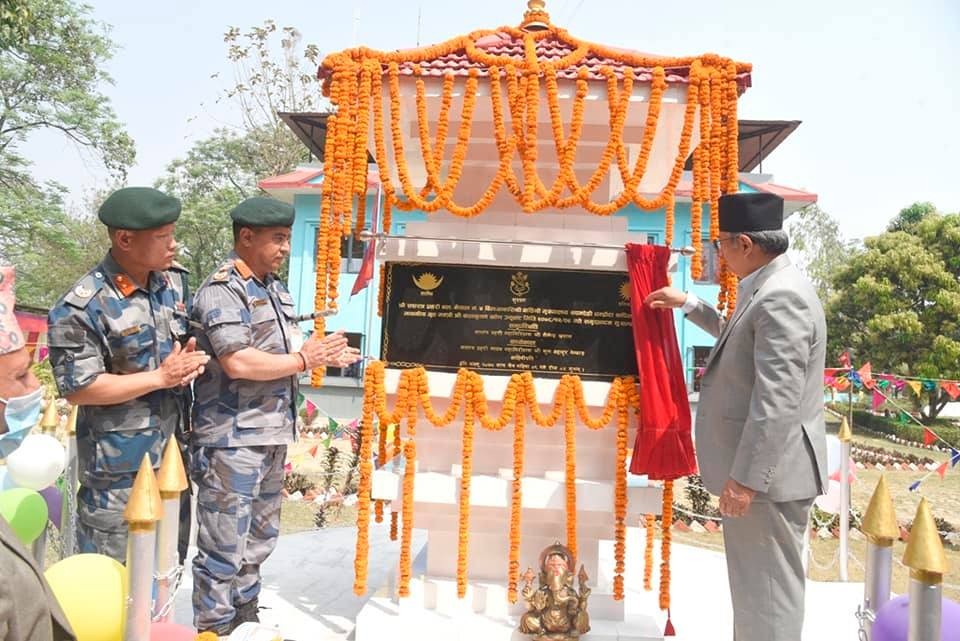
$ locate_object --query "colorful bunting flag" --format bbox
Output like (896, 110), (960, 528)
(941, 381), (960, 400)
(308, 445), (319, 458)
(835, 377), (851, 392)
(936, 461), (949, 479)
(824, 375), (836, 387)
(872, 389), (885, 411)
(849, 371), (863, 388)
(839, 351), (851, 368)
(897, 412), (910, 425)
(922, 428), (937, 446)
(922, 379), (937, 392)
(908, 380), (922, 397)
(857, 363), (874, 389)
(950, 448), (960, 468)
(305, 399), (317, 421)
(908, 480), (922, 492)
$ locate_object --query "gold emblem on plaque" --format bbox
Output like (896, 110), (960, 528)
(412, 272), (444, 292)
(618, 280), (631, 303)
(510, 272), (531, 297)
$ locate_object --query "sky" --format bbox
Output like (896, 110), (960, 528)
(21, 0), (960, 241)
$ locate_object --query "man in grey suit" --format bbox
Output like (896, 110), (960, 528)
(646, 192), (828, 641)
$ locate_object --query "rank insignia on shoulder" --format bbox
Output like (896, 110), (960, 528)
(73, 284), (93, 298)
(212, 269), (229, 282)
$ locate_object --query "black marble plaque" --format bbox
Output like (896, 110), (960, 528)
(380, 262), (638, 380)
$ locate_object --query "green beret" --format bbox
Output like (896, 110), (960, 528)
(98, 187), (181, 230)
(230, 197), (295, 227)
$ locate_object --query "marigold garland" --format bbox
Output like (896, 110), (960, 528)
(399, 439), (416, 596)
(390, 509), (398, 541)
(352, 367), (377, 595)
(313, 23), (747, 321)
(507, 394), (525, 603)
(563, 375), (578, 561)
(457, 374), (476, 598)
(612, 378), (631, 600)
(659, 480), (674, 611)
(644, 513), (656, 591)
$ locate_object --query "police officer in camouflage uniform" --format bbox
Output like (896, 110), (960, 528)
(47, 187), (210, 563)
(190, 197), (360, 636)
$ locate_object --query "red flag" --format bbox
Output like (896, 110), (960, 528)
(858, 362), (874, 389)
(308, 444), (319, 458)
(872, 389), (885, 411)
(923, 427), (937, 446)
(839, 351), (851, 368)
(350, 236), (377, 297)
(941, 381), (960, 400)
(936, 461), (949, 479)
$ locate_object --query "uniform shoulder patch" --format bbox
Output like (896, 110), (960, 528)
(63, 273), (104, 309)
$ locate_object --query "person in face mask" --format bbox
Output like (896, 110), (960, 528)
(0, 264), (76, 641)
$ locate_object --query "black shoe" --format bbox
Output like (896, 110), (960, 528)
(233, 597), (260, 626)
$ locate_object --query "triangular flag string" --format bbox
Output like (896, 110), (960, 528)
(936, 461), (949, 479)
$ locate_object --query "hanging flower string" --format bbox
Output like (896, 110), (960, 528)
(644, 513), (656, 591)
(355, 362), (643, 600)
(314, 25), (747, 319)
(659, 480), (674, 611)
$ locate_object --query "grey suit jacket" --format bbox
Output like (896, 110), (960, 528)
(0, 518), (76, 641)
(687, 254), (828, 502)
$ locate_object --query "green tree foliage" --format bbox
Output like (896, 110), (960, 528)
(160, 21), (326, 287)
(0, 0), (135, 190)
(827, 204), (960, 420)
(0, 0), (31, 47)
(786, 204), (852, 301)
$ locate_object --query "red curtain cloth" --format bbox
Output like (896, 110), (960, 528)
(626, 244), (697, 480)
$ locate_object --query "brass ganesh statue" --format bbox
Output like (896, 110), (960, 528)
(518, 543), (591, 640)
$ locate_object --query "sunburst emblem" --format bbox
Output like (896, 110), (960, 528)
(510, 272), (530, 297)
(618, 280), (631, 303)
(413, 272), (444, 291)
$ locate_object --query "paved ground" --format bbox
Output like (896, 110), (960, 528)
(174, 524), (863, 640)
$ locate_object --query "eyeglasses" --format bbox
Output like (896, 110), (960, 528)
(711, 236), (739, 251)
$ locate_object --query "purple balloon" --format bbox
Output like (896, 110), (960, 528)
(39, 485), (62, 530)
(873, 594), (960, 641)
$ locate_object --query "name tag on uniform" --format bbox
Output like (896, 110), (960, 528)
(250, 298), (268, 308)
(278, 292), (294, 305)
(120, 324), (142, 337)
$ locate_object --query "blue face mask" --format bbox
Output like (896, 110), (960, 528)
(0, 386), (43, 458)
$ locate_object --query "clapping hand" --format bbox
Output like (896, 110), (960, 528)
(159, 337), (209, 388)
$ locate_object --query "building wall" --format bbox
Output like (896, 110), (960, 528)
(288, 192), (726, 412)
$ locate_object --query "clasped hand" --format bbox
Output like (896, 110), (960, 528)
(298, 330), (363, 370)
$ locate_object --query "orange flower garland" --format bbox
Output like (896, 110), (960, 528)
(457, 373), (476, 598)
(390, 509), (398, 541)
(313, 24), (747, 318)
(659, 480), (674, 611)
(353, 368), (377, 595)
(612, 378), (631, 600)
(644, 513), (656, 591)
(354, 361), (656, 601)
(399, 439), (416, 596)
(563, 376), (578, 561)
(507, 396), (525, 603)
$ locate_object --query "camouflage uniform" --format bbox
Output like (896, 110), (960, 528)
(190, 252), (298, 632)
(47, 252), (192, 562)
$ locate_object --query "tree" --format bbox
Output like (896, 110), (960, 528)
(826, 208), (960, 421)
(0, 183), (109, 306)
(0, 0), (31, 47)
(786, 204), (852, 301)
(0, 0), (135, 191)
(158, 21), (327, 287)
(887, 201), (937, 233)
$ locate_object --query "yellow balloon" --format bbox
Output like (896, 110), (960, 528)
(45, 554), (129, 641)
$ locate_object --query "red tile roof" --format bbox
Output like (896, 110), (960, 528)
(321, 32), (751, 90)
(259, 168), (380, 191)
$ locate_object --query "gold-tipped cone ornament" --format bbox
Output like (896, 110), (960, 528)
(157, 437), (188, 498)
(40, 397), (59, 432)
(837, 417), (853, 442)
(124, 454), (162, 526)
(66, 404), (78, 435)
(862, 474), (899, 545)
(903, 498), (948, 579)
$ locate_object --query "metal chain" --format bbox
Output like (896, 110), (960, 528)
(151, 564), (185, 621)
